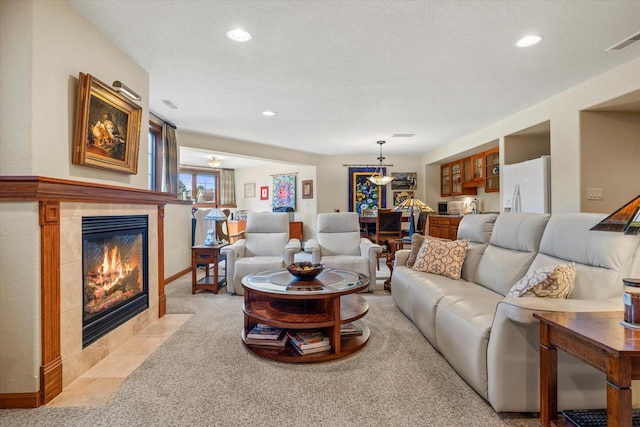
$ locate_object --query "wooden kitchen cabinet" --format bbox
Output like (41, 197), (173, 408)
(484, 148), (500, 192)
(451, 159), (477, 196)
(441, 163), (452, 197)
(428, 216), (462, 240)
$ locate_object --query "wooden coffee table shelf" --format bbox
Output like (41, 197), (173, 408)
(242, 269), (370, 363)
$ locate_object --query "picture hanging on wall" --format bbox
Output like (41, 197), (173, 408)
(260, 186), (269, 200)
(244, 182), (256, 198)
(302, 180), (313, 199)
(391, 172), (417, 190)
(272, 174), (296, 210)
(72, 73), (142, 174)
(348, 167), (386, 215)
(393, 191), (414, 206)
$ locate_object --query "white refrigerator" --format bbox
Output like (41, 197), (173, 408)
(502, 156), (550, 214)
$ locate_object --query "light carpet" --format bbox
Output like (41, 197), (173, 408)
(0, 274), (539, 426)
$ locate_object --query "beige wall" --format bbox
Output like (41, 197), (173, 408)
(420, 57), (640, 213)
(163, 203), (193, 277)
(503, 135), (550, 165)
(0, 0), (154, 394)
(315, 153), (425, 215)
(234, 164), (317, 240)
(580, 111), (640, 213)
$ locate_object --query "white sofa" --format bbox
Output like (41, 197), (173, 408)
(304, 212), (382, 291)
(391, 212), (640, 412)
(221, 212), (301, 295)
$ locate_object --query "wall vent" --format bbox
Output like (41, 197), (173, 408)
(606, 30), (640, 51)
(391, 133), (415, 138)
(161, 99), (180, 109)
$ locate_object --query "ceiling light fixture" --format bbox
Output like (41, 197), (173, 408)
(112, 81), (141, 101)
(226, 28), (252, 42)
(516, 35), (542, 47)
(262, 111), (276, 116)
(367, 141), (395, 186)
(208, 157), (221, 168)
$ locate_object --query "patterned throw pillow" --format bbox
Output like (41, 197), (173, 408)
(406, 233), (426, 267)
(411, 238), (469, 280)
(506, 263), (577, 298)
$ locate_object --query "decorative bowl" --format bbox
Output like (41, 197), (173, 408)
(287, 262), (324, 281)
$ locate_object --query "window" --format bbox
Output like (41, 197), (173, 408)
(148, 122), (163, 191)
(179, 169), (221, 204)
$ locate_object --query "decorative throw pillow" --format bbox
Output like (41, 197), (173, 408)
(406, 233), (426, 267)
(411, 238), (469, 280)
(506, 263), (577, 298)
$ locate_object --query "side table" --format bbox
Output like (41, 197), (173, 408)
(384, 238), (411, 291)
(534, 311), (639, 427)
(191, 244), (227, 294)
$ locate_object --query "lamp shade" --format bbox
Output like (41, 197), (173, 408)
(204, 208), (227, 221)
(367, 140), (395, 186)
(591, 194), (640, 235)
(393, 197), (434, 213)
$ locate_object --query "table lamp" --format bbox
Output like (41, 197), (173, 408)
(393, 197), (434, 238)
(589, 194), (640, 329)
(203, 208), (228, 246)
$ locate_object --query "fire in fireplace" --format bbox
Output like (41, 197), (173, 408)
(82, 215), (148, 347)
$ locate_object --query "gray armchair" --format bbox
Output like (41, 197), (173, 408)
(221, 212), (301, 295)
(304, 212), (382, 291)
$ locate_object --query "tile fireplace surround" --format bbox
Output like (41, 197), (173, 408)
(0, 177), (177, 408)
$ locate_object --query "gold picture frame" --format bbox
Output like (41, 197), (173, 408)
(73, 73), (142, 174)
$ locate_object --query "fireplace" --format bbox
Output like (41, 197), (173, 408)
(82, 215), (149, 347)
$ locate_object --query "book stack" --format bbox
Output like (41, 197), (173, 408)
(244, 324), (288, 347)
(340, 322), (363, 336)
(286, 330), (331, 355)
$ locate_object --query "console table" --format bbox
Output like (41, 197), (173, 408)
(191, 244), (227, 294)
(534, 311), (640, 427)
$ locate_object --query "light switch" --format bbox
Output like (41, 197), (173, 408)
(587, 188), (603, 200)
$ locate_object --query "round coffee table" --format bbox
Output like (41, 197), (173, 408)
(241, 268), (370, 362)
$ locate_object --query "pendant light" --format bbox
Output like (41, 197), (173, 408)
(367, 141), (395, 186)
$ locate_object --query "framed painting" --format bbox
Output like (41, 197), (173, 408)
(348, 167), (386, 215)
(391, 172), (417, 190)
(302, 180), (313, 199)
(393, 191), (414, 206)
(260, 186), (269, 200)
(273, 174), (296, 209)
(73, 73), (142, 174)
(244, 182), (256, 198)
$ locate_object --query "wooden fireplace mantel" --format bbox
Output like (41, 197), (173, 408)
(0, 176), (179, 204)
(0, 176), (178, 408)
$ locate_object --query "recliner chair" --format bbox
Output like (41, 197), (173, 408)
(304, 212), (382, 291)
(221, 212), (301, 295)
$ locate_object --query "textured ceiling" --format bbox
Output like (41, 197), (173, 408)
(66, 0), (640, 157)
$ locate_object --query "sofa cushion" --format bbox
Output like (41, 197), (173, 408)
(316, 212), (362, 256)
(406, 233), (427, 267)
(412, 238), (469, 280)
(475, 213), (550, 296)
(320, 255), (369, 277)
(531, 212), (640, 300)
(457, 213), (498, 244)
(506, 262), (576, 298)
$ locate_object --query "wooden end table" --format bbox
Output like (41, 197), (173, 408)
(191, 244), (227, 294)
(534, 311), (640, 427)
(384, 238), (412, 291)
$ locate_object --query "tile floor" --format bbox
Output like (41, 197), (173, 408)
(47, 313), (192, 407)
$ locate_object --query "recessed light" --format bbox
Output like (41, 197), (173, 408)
(262, 111), (276, 116)
(517, 35), (542, 47)
(226, 28), (252, 42)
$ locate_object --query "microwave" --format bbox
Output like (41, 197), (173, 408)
(437, 202), (449, 215)
(438, 201), (464, 215)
